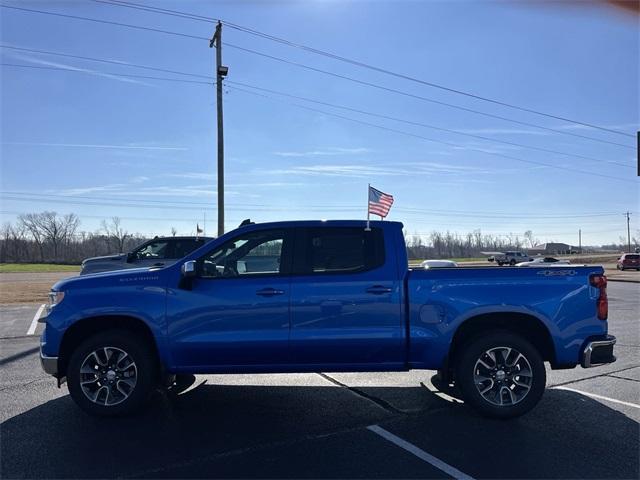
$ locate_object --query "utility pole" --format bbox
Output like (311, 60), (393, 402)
(578, 229), (582, 254)
(210, 21), (228, 237)
(626, 211), (631, 253)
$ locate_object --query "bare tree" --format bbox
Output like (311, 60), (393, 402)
(524, 230), (539, 249)
(18, 212), (79, 261)
(18, 213), (46, 261)
(101, 217), (130, 253)
(171, 227), (177, 237)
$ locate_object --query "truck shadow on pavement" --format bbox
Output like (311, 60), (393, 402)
(1, 381), (638, 479)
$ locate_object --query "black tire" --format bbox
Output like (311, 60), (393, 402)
(497, 261), (503, 266)
(455, 330), (546, 419)
(67, 329), (158, 416)
(509, 259), (516, 266)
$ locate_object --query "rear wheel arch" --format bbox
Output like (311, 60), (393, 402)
(58, 315), (160, 378)
(448, 312), (556, 368)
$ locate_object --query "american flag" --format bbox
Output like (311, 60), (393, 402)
(368, 186), (394, 218)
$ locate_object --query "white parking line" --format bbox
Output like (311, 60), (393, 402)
(367, 425), (474, 480)
(553, 386), (640, 409)
(27, 304), (45, 336)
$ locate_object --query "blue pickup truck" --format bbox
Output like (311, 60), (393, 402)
(39, 220), (616, 418)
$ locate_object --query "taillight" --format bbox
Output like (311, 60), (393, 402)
(590, 274), (608, 320)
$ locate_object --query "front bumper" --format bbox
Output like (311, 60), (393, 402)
(40, 345), (58, 376)
(581, 335), (616, 368)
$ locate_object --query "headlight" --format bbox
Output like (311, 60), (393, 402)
(48, 290), (65, 308)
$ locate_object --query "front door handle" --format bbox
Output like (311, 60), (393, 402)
(366, 285), (393, 295)
(153, 263), (165, 267)
(256, 288), (285, 297)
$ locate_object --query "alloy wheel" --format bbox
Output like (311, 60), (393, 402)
(79, 347), (137, 406)
(473, 346), (533, 406)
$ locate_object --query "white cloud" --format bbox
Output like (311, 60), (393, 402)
(260, 160), (541, 179)
(554, 122), (639, 132)
(51, 184), (128, 195)
(163, 173), (215, 180)
(455, 128), (547, 136)
(273, 147), (371, 157)
(6, 52), (154, 86)
(129, 176), (150, 184)
(4, 142), (188, 151)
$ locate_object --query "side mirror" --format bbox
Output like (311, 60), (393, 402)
(181, 260), (197, 278)
(126, 252), (135, 263)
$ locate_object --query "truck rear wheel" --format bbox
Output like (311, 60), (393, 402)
(67, 329), (158, 416)
(455, 331), (546, 419)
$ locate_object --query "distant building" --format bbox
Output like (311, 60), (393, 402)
(529, 243), (574, 255)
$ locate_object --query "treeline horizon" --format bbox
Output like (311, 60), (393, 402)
(0, 211), (636, 264)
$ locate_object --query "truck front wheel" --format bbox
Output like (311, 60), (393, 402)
(455, 331), (546, 419)
(67, 329), (158, 416)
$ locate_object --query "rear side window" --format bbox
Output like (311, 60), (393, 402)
(625, 254), (639, 260)
(172, 239), (206, 259)
(298, 227), (385, 275)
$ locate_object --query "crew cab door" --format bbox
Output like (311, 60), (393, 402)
(289, 226), (404, 367)
(167, 228), (293, 369)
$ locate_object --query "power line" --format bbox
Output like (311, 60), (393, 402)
(228, 85), (637, 183)
(1, 63), (214, 85)
(0, 4), (208, 41)
(2, 52), (630, 168)
(0, 45), (211, 80)
(223, 44), (636, 150)
(226, 80), (633, 169)
(0, 193), (360, 213)
(0, 209), (228, 224)
(1, 62), (635, 182)
(1, 192), (635, 220)
(2, 4), (634, 150)
(93, 0), (635, 138)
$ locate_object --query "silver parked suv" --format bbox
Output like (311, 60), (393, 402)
(80, 236), (213, 275)
(490, 251), (533, 266)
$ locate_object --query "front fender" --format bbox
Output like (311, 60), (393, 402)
(42, 279), (170, 367)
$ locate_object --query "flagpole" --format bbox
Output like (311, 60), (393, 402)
(366, 183), (371, 231)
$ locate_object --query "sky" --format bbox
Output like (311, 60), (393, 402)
(1, 0), (638, 246)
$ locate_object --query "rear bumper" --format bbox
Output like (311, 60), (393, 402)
(581, 335), (616, 368)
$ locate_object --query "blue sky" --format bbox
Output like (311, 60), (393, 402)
(1, 0), (638, 245)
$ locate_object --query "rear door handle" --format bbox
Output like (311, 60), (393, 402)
(256, 288), (285, 297)
(366, 285), (393, 295)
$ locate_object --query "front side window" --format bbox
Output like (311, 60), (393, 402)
(198, 230), (286, 278)
(300, 227), (385, 275)
(134, 240), (170, 260)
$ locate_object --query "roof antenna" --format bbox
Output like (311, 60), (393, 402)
(239, 219), (254, 227)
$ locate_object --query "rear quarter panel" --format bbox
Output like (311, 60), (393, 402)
(406, 266), (607, 369)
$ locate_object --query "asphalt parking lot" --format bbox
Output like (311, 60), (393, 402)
(1, 282), (638, 479)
